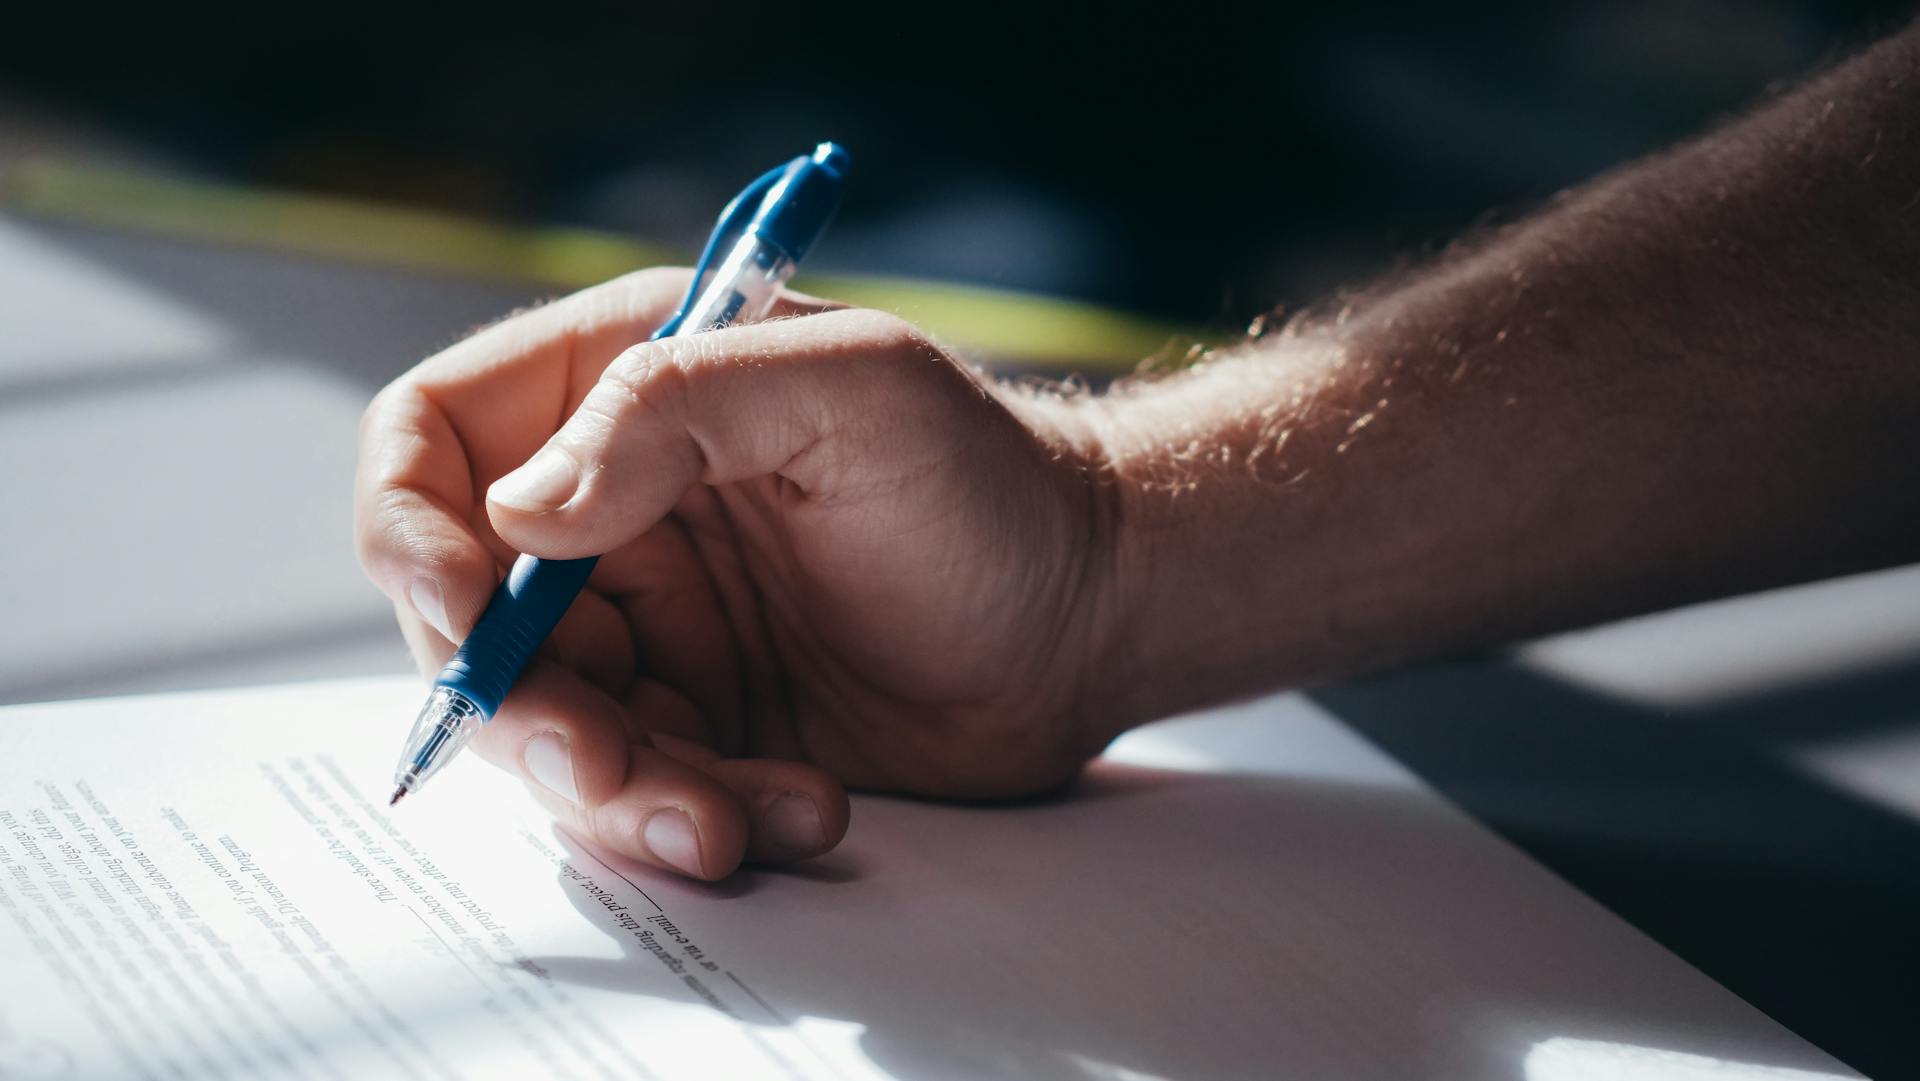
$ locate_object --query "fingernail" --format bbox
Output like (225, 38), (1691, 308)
(490, 447), (578, 512)
(408, 576), (453, 640)
(523, 731), (578, 804)
(643, 809), (704, 877)
(764, 794), (825, 852)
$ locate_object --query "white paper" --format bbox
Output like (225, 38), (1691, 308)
(0, 678), (1859, 1080)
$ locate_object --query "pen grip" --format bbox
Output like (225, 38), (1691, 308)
(435, 554), (598, 717)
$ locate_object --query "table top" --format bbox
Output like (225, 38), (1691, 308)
(2, 213), (1914, 1078)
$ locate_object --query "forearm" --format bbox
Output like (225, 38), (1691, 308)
(1078, 24), (1920, 731)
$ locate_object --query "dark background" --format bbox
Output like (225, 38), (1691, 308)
(5, 1), (1912, 329)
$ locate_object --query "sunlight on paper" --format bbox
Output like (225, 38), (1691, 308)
(1524, 1038), (1857, 1081)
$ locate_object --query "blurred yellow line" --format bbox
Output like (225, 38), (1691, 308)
(2, 159), (1219, 369)
(1, 159), (676, 287)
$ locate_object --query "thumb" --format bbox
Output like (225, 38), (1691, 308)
(485, 308), (967, 558)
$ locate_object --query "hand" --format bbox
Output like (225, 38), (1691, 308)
(356, 270), (1121, 880)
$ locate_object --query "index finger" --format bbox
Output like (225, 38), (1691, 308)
(355, 268), (831, 637)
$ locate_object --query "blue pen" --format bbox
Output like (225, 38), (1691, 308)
(389, 142), (851, 805)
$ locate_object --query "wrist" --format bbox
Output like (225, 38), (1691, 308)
(1000, 322), (1500, 748)
(988, 383), (1138, 754)
(1060, 341), (1374, 732)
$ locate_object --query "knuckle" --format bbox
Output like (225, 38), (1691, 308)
(363, 489), (421, 554)
(353, 488), (417, 573)
(606, 341), (687, 397)
(368, 504), (474, 586)
(827, 308), (924, 352)
(358, 382), (404, 439)
(607, 266), (697, 312)
(592, 342), (694, 424)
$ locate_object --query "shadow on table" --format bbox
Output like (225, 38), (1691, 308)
(1315, 653), (1920, 1081)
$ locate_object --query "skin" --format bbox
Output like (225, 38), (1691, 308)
(356, 24), (1920, 880)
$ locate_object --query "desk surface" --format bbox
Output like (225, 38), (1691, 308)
(2, 214), (1914, 1078)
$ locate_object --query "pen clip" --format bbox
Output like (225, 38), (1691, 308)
(649, 163), (788, 341)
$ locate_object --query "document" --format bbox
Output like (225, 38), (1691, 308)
(0, 677), (1857, 1080)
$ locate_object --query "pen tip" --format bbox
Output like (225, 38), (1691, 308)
(389, 786), (407, 807)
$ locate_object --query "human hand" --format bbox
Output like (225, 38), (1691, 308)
(356, 270), (1122, 880)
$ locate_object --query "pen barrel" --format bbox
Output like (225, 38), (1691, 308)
(435, 554), (598, 717)
(679, 235), (796, 332)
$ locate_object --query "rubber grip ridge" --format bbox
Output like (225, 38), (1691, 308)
(435, 554), (598, 717)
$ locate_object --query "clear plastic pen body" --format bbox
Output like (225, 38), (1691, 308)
(388, 233), (799, 806)
(391, 686), (485, 801)
(678, 233), (799, 331)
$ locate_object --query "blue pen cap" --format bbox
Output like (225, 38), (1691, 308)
(745, 142), (850, 261)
